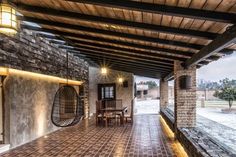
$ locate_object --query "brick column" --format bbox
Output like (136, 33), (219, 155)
(174, 61), (196, 128)
(160, 79), (168, 110)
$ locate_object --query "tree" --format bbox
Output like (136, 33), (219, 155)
(145, 81), (157, 89)
(214, 78), (236, 109)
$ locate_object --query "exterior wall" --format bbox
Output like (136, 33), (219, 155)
(89, 67), (134, 116)
(174, 61), (196, 128)
(0, 30), (89, 148)
(147, 87), (159, 99)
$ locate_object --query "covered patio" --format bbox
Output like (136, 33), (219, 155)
(0, 0), (236, 156)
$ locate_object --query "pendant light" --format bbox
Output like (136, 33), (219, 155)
(0, 0), (18, 35)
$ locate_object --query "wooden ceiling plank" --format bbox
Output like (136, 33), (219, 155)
(19, 16), (206, 50)
(15, 3), (219, 39)
(60, 0), (236, 23)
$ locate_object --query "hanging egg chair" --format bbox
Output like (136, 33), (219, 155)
(51, 52), (84, 127)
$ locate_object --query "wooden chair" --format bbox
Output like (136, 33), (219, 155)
(96, 100), (103, 125)
(104, 100), (119, 127)
(124, 99), (134, 123)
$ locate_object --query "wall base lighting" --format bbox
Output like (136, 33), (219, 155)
(0, 67), (83, 85)
(0, 1), (18, 35)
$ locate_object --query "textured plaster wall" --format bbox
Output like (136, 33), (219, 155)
(4, 72), (59, 148)
(89, 67), (134, 116)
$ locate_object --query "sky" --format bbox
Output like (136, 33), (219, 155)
(197, 52), (236, 82)
(136, 52), (236, 84)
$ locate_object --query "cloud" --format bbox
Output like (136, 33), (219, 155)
(197, 52), (236, 82)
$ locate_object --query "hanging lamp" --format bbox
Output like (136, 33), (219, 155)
(51, 52), (84, 127)
(0, 0), (18, 35)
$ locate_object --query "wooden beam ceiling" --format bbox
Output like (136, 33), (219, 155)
(184, 25), (236, 68)
(72, 41), (189, 61)
(19, 18), (233, 56)
(73, 52), (172, 72)
(62, 0), (236, 23)
(16, 4), (219, 39)
(61, 46), (174, 66)
(19, 17), (202, 50)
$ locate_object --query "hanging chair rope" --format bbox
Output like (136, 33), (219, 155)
(51, 52), (84, 127)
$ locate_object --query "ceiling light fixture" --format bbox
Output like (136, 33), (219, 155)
(0, 0), (18, 35)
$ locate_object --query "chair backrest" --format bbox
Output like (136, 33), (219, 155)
(105, 100), (115, 108)
(96, 100), (102, 115)
(130, 99), (134, 118)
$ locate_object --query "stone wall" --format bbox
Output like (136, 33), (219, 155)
(174, 61), (196, 128)
(0, 30), (89, 148)
(89, 67), (134, 116)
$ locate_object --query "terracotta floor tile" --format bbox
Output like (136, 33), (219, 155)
(1, 115), (187, 157)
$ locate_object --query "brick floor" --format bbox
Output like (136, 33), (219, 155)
(1, 115), (187, 157)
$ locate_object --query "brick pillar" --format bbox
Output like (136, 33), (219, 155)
(160, 79), (168, 110)
(174, 61), (196, 128)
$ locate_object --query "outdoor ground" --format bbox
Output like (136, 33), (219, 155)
(134, 99), (159, 115)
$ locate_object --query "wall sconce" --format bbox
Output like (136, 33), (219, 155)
(118, 77), (123, 83)
(0, 1), (18, 35)
(101, 67), (107, 75)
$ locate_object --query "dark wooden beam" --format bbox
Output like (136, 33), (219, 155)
(72, 50), (173, 70)
(56, 34), (194, 57)
(184, 25), (236, 68)
(98, 65), (163, 78)
(88, 59), (169, 74)
(72, 40), (189, 61)
(65, 47), (173, 67)
(19, 17), (203, 50)
(163, 72), (174, 81)
(70, 45), (175, 65)
(68, 37), (193, 57)
(74, 53), (171, 72)
(21, 20), (235, 56)
(64, 0), (236, 23)
(16, 5), (219, 39)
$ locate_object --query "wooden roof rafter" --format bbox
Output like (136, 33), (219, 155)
(11, 0), (236, 78)
(71, 51), (173, 71)
(14, 3), (221, 40)
(18, 17), (233, 56)
(62, 0), (236, 24)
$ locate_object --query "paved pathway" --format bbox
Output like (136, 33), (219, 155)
(135, 99), (159, 115)
(1, 115), (187, 157)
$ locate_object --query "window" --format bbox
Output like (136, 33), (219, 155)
(98, 83), (116, 100)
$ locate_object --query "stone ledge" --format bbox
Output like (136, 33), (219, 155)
(161, 108), (236, 157)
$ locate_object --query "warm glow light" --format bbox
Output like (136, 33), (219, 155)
(0, 67), (83, 85)
(118, 77), (123, 83)
(0, 2), (17, 35)
(101, 67), (107, 75)
(160, 116), (188, 157)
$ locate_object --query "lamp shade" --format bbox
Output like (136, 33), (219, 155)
(0, 2), (17, 34)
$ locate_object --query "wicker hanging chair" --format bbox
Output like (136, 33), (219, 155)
(51, 85), (84, 127)
(51, 53), (84, 127)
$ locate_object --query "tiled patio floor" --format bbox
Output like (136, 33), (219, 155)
(1, 115), (187, 157)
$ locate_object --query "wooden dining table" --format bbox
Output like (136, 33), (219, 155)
(100, 106), (128, 126)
